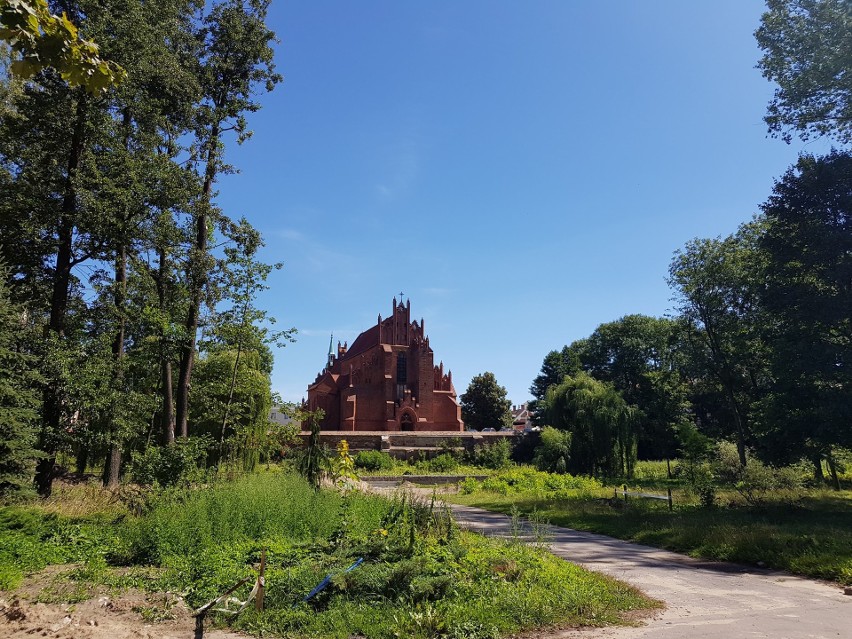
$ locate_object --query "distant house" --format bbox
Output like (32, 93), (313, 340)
(511, 403), (532, 431)
(269, 405), (294, 427)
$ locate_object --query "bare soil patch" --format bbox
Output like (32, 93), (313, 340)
(0, 569), (244, 639)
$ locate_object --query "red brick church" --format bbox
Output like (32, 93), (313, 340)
(305, 298), (464, 431)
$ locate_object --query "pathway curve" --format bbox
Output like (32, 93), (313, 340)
(367, 481), (851, 639)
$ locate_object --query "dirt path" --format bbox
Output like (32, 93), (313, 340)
(370, 482), (851, 639)
(0, 584), (244, 639)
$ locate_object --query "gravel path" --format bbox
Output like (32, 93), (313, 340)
(369, 482), (851, 639)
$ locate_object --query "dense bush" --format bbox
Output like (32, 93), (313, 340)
(470, 438), (513, 469)
(127, 437), (212, 487)
(427, 453), (460, 473)
(712, 442), (802, 505)
(533, 427), (571, 473)
(353, 450), (396, 472)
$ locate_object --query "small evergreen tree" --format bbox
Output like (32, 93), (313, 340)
(299, 410), (328, 490)
(0, 266), (41, 496)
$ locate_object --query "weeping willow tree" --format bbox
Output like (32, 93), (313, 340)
(189, 348), (271, 472)
(545, 372), (639, 478)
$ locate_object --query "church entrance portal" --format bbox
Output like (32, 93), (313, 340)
(400, 412), (414, 432)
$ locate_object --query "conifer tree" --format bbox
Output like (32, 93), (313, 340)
(0, 265), (41, 496)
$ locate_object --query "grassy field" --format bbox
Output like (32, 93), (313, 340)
(446, 466), (852, 585)
(0, 471), (656, 639)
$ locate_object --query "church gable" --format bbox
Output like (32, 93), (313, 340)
(305, 298), (463, 432)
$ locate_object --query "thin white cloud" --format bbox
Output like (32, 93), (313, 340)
(273, 226), (353, 275)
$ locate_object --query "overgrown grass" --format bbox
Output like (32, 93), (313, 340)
(448, 475), (852, 585)
(1, 472), (656, 638)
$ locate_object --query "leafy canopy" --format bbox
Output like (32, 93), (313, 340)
(0, 0), (125, 93)
(756, 0), (852, 143)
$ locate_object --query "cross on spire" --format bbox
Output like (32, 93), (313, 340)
(398, 291), (404, 299)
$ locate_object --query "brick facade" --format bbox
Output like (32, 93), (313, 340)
(305, 298), (464, 432)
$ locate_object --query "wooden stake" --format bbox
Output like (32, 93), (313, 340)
(256, 548), (266, 612)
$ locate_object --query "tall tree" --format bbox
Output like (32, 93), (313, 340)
(758, 151), (852, 486)
(175, 0), (281, 438)
(0, 263), (41, 496)
(207, 219), (293, 453)
(1, 0), (201, 494)
(668, 224), (770, 466)
(756, 0), (852, 144)
(529, 344), (582, 425)
(461, 372), (512, 431)
(578, 315), (690, 459)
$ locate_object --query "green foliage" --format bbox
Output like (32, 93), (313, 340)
(329, 440), (358, 489)
(546, 372), (639, 477)
(756, 0), (852, 144)
(758, 151), (852, 470)
(190, 348), (272, 470)
(127, 437), (212, 488)
(528, 345), (581, 425)
(470, 438), (513, 470)
(460, 372), (513, 431)
(0, 267), (41, 496)
(668, 222), (769, 466)
(533, 426), (572, 474)
(0, 0), (125, 93)
(425, 453), (460, 473)
(461, 466), (603, 496)
(675, 459), (716, 507)
(353, 450), (396, 472)
(298, 411), (329, 490)
(712, 442), (802, 505)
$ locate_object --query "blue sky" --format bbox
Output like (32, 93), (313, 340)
(213, 1), (830, 405)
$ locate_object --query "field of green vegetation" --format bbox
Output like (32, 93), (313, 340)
(0, 471), (655, 639)
(445, 462), (852, 586)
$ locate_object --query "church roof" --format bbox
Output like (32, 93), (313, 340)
(341, 324), (379, 361)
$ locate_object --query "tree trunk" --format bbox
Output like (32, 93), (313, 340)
(75, 446), (87, 475)
(155, 246), (175, 444)
(175, 125), (219, 438)
(162, 359), (175, 444)
(827, 451), (841, 491)
(102, 444), (121, 487)
(35, 93), (87, 497)
(104, 243), (127, 488)
(812, 454), (824, 482)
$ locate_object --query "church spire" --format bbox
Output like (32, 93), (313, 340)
(327, 333), (335, 369)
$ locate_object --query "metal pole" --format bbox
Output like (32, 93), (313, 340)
(256, 548), (266, 612)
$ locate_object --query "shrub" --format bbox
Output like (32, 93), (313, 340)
(128, 437), (211, 487)
(428, 453), (459, 473)
(533, 427), (571, 473)
(712, 441), (804, 505)
(354, 450), (395, 472)
(676, 459), (716, 507)
(470, 438), (513, 469)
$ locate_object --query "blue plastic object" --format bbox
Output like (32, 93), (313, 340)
(301, 557), (364, 604)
